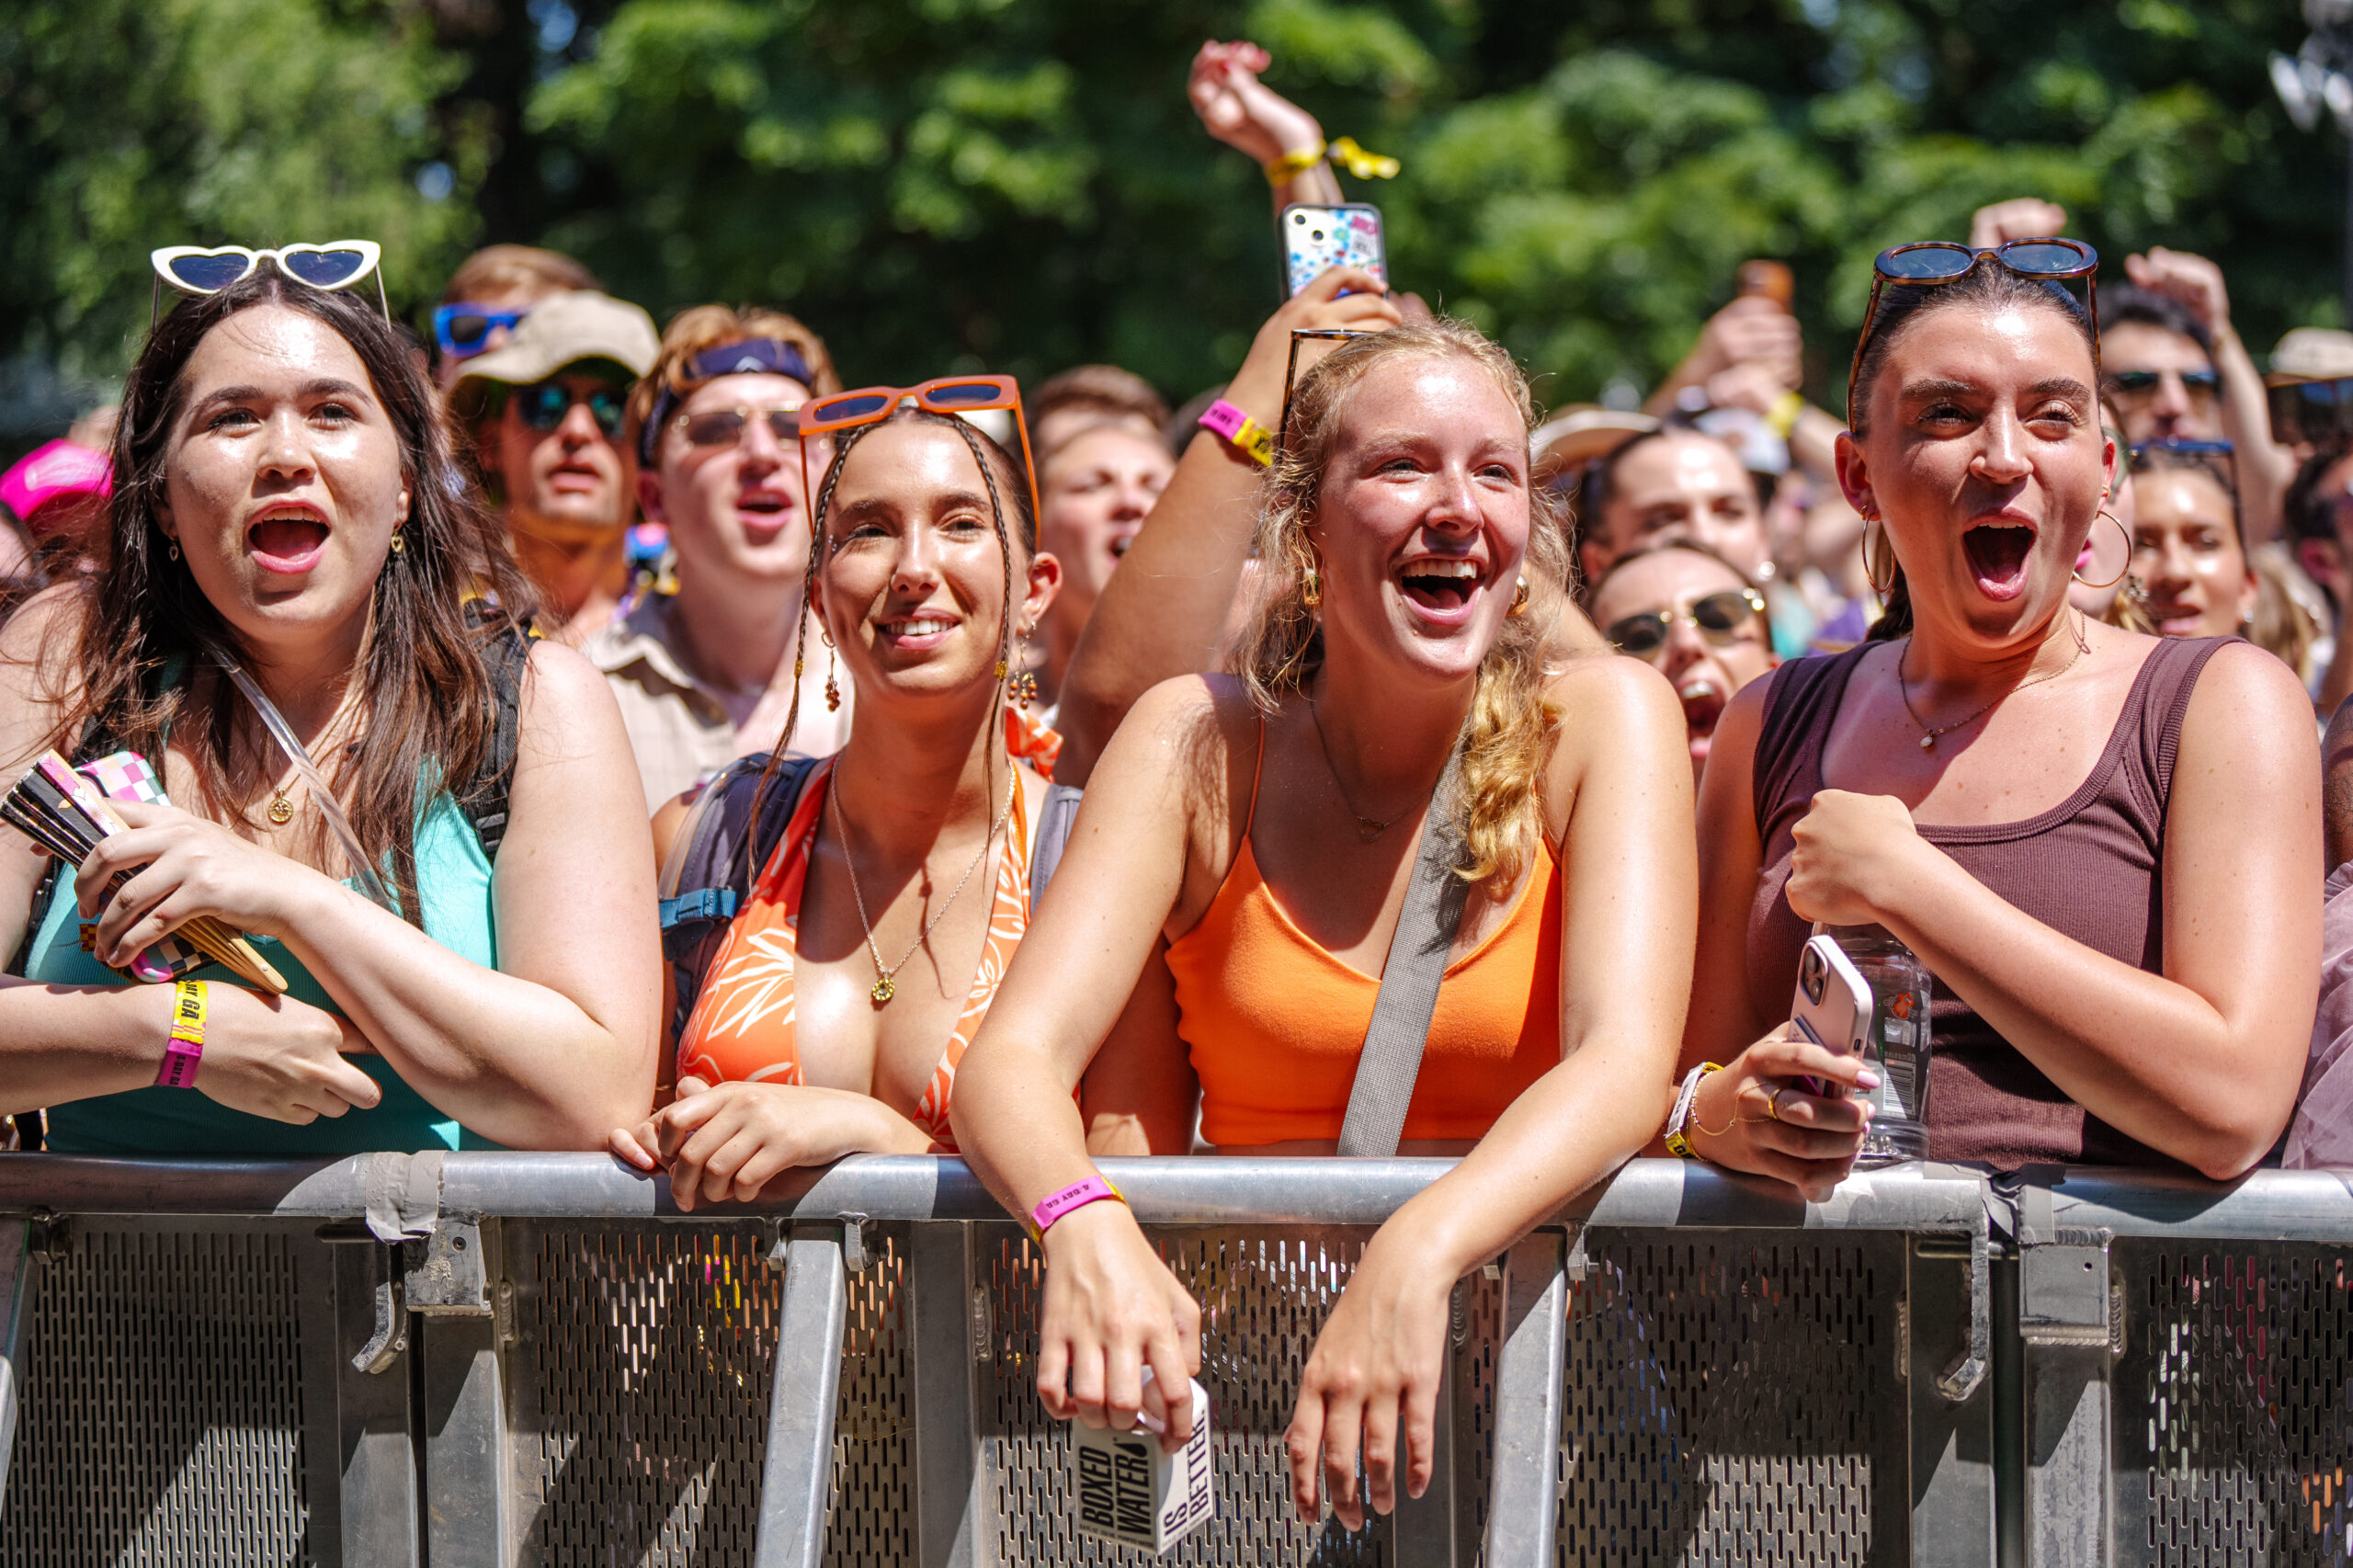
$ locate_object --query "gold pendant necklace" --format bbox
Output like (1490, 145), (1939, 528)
(1898, 610), (2088, 751)
(834, 771), (1017, 1006)
(267, 785), (296, 826)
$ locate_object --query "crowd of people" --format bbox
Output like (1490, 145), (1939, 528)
(5, 37), (2351, 1524)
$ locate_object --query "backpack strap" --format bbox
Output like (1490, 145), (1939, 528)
(459, 624), (536, 863)
(658, 753), (822, 1045)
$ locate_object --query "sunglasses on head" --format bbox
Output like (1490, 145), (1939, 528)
(2107, 367), (2220, 403)
(151, 242), (389, 328)
(676, 405), (806, 449)
(517, 380), (628, 438)
(797, 375), (1040, 527)
(1279, 328), (1379, 460)
(1606, 587), (1768, 658)
(1847, 238), (2099, 426)
(2268, 376), (2353, 448)
(432, 302), (528, 359)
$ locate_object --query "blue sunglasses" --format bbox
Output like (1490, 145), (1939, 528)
(433, 302), (529, 359)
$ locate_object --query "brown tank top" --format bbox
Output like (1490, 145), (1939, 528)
(1748, 634), (2232, 1170)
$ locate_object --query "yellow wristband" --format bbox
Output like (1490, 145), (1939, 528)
(1767, 390), (1804, 440)
(1262, 142), (1326, 187)
(1326, 136), (1400, 180)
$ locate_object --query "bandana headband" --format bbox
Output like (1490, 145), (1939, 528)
(641, 338), (818, 464)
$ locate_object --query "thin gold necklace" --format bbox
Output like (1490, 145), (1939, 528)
(1308, 697), (1425, 843)
(831, 770), (1017, 1006)
(1898, 610), (2089, 752)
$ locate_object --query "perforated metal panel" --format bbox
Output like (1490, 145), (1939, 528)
(0, 1226), (310, 1565)
(505, 1221), (916, 1568)
(2116, 1240), (2353, 1567)
(1556, 1230), (1903, 1567)
(979, 1222), (1421, 1564)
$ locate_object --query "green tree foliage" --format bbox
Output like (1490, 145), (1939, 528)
(0, 0), (2340, 446)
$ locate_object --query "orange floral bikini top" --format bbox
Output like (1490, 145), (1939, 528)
(675, 756), (1035, 1147)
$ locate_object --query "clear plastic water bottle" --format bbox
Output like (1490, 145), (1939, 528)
(1822, 924), (1932, 1165)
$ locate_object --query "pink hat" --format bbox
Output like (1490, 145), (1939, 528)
(1, 439), (112, 530)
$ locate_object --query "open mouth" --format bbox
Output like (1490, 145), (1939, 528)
(1677, 676), (1726, 757)
(735, 492), (792, 540)
(2143, 597), (2205, 636)
(245, 509), (330, 574)
(879, 613), (958, 650)
(1961, 521), (2035, 600)
(1396, 556), (1484, 615)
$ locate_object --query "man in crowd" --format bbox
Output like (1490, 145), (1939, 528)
(431, 244), (601, 391)
(1572, 426), (1773, 597)
(451, 290), (660, 644)
(1029, 364), (1169, 459)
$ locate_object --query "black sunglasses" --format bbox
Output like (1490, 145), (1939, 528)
(2268, 377), (2353, 448)
(2108, 367), (2221, 401)
(1606, 587), (1768, 657)
(517, 381), (627, 438)
(1847, 239), (2099, 426)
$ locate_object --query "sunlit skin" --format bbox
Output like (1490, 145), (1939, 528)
(2102, 322), (2222, 444)
(1583, 431), (1770, 584)
(158, 305), (406, 671)
(614, 418), (1061, 1206)
(1677, 295), (2318, 1196)
(1589, 549), (1776, 780)
(1035, 425), (1175, 697)
(487, 369), (636, 543)
(0, 301), (660, 1148)
(2132, 468), (2256, 640)
(949, 350), (1694, 1531)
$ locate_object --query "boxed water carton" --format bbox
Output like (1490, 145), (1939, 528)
(1071, 1377), (1213, 1554)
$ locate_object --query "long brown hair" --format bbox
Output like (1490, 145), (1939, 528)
(1235, 319), (1570, 892)
(55, 269), (538, 921)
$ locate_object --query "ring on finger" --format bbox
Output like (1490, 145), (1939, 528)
(1767, 1086), (1788, 1122)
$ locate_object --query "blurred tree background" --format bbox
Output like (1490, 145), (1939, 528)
(1, 0), (2338, 457)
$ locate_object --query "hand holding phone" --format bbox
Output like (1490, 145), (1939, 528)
(1282, 203), (1387, 298)
(1790, 933), (1872, 1097)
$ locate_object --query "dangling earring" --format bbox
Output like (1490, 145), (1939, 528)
(1509, 575), (1529, 616)
(1862, 516), (1895, 597)
(1008, 621), (1040, 710)
(822, 628), (840, 712)
(2072, 504), (2131, 590)
(166, 540), (179, 562)
(390, 529), (405, 556)
(1301, 564), (1321, 608)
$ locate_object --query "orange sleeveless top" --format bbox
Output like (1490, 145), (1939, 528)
(675, 757), (1033, 1147)
(1165, 725), (1563, 1146)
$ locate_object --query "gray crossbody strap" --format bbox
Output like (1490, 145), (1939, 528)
(1336, 748), (1468, 1158)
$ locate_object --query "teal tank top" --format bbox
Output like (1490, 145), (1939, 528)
(32, 793), (503, 1154)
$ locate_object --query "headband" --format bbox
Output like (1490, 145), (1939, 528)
(639, 337), (818, 464)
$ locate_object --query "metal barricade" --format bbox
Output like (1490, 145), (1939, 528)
(0, 1155), (2346, 1566)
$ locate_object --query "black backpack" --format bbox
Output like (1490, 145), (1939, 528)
(656, 753), (822, 1044)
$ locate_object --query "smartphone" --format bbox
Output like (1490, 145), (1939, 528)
(1737, 259), (1794, 310)
(1282, 203), (1387, 298)
(1790, 932), (1872, 1097)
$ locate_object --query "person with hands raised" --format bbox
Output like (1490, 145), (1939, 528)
(1053, 267), (1401, 783)
(0, 256), (660, 1153)
(954, 321), (1695, 1528)
(1189, 39), (1346, 211)
(1675, 243), (2317, 1191)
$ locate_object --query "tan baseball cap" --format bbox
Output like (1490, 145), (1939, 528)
(1531, 407), (1661, 485)
(456, 290), (660, 387)
(2269, 327), (2353, 385)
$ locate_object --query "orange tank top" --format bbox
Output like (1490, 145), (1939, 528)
(675, 757), (1033, 1147)
(1165, 723), (1563, 1147)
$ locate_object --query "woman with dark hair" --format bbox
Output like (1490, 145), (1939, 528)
(610, 388), (1062, 1205)
(0, 258), (660, 1151)
(1677, 243), (2317, 1196)
(949, 320), (1694, 1528)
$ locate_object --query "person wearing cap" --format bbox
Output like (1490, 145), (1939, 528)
(592, 305), (849, 808)
(431, 244), (601, 391)
(0, 419), (111, 585)
(452, 290), (661, 645)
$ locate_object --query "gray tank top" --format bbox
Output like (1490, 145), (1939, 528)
(1748, 634), (2231, 1169)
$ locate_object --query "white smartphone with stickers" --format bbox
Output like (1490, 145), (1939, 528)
(1281, 203), (1387, 297)
(1790, 931), (1872, 1096)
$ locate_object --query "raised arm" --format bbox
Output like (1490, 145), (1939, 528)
(1053, 276), (1400, 783)
(1188, 40), (1344, 211)
(2126, 247), (2296, 546)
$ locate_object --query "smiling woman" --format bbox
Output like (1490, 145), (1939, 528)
(948, 319), (1697, 1530)
(615, 392), (1064, 1208)
(0, 262), (660, 1153)
(1678, 245), (2319, 1194)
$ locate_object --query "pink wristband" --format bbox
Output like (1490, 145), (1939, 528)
(1197, 398), (1250, 442)
(1196, 399), (1273, 465)
(1027, 1175), (1127, 1242)
(154, 979), (207, 1088)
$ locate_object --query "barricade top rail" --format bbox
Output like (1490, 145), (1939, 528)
(8, 1152), (2344, 1241)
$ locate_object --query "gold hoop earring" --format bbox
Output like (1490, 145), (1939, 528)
(1301, 564), (1321, 609)
(1509, 575), (1529, 615)
(1862, 517), (1895, 597)
(2072, 509), (2132, 591)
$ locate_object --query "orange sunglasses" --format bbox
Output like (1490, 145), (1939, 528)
(795, 374), (1042, 535)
